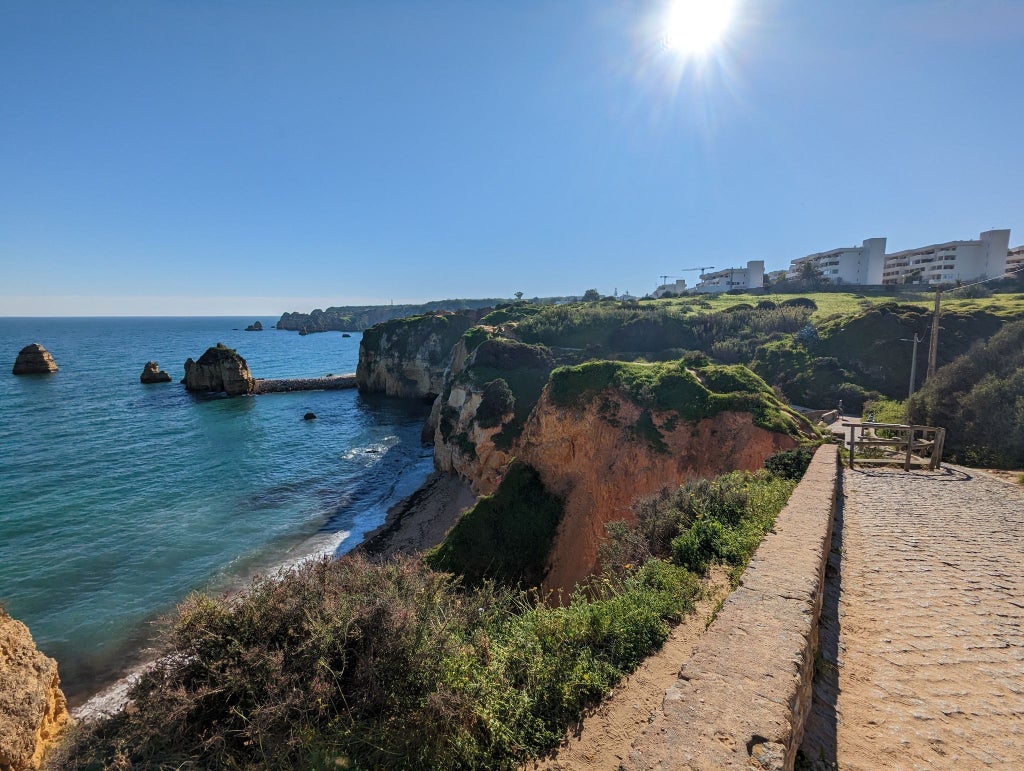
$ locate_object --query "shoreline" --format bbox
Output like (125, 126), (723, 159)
(72, 469), (476, 721)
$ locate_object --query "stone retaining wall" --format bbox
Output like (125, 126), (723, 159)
(627, 443), (839, 770)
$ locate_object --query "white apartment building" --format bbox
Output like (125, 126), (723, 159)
(786, 238), (887, 285)
(880, 229), (1011, 285)
(1007, 244), (1024, 273)
(695, 260), (764, 294)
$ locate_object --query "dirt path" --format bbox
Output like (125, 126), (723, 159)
(527, 568), (732, 771)
(802, 465), (1024, 770)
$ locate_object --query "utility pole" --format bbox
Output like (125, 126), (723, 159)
(901, 333), (923, 400)
(926, 288), (941, 380)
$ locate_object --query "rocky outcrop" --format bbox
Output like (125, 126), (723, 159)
(244, 321), (263, 331)
(139, 361), (171, 384)
(356, 313), (478, 401)
(431, 358), (815, 593)
(183, 343), (254, 396)
(432, 337), (554, 492)
(0, 611), (71, 771)
(11, 345), (57, 375)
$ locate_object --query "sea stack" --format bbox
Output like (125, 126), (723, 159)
(244, 321), (263, 331)
(140, 361), (172, 384)
(12, 344), (58, 375)
(183, 343), (255, 396)
(0, 610), (72, 771)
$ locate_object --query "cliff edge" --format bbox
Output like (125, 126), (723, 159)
(0, 611), (71, 771)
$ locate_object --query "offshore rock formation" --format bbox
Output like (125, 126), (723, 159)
(139, 361), (171, 384)
(0, 611), (71, 771)
(244, 321), (263, 331)
(357, 312), (479, 401)
(11, 344), (58, 375)
(183, 343), (254, 396)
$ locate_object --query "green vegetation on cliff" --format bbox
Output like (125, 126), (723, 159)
(907, 319), (1024, 468)
(360, 312), (476, 367)
(548, 360), (808, 440)
(425, 462), (563, 586)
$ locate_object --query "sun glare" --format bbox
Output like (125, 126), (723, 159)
(663, 0), (736, 56)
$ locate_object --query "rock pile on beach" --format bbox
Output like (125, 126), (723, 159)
(139, 361), (171, 384)
(12, 344), (58, 375)
(0, 610), (71, 770)
(183, 343), (254, 396)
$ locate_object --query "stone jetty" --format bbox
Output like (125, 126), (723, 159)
(253, 374), (357, 394)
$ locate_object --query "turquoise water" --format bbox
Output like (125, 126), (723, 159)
(0, 318), (432, 704)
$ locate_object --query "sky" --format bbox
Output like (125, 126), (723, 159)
(2, 0), (1023, 316)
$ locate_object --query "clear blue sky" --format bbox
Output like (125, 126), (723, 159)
(2, 0), (1022, 315)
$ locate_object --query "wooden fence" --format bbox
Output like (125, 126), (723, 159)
(841, 421), (946, 471)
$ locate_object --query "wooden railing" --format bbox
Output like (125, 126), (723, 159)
(841, 421), (946, 471)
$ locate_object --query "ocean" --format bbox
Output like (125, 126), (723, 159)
(0, 317), (433, 704)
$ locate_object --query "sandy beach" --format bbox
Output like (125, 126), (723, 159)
(357, 471), (477, 560)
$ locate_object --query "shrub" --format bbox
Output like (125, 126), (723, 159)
(602, 470), (800, 580)
(764, 447), (814, 480)
(781, 297), (818, 310)
(672, 518), (734, 573)
(476, 378), (515, 428)
(64, 557), (706, 770)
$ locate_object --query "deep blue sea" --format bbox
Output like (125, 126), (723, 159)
(0, 317), (432, 704)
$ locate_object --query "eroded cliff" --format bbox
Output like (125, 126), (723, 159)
(356, 312), (479, 401)
(432, 335), (554, 493)
(432, 357), (815, 593)
(0, 612), (71, 771)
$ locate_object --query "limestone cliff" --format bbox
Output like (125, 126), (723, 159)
(11, 344), (58, 375)
(432, 336), (554, 493)
(356, 312), (478, 401)
(521, 361), (814, 592)
(183, 343), (254, 396)
(0, 611), (70, 771)
(431, 358), (815, 592)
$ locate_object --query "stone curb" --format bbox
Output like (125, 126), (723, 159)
(627, 443), (839, 770)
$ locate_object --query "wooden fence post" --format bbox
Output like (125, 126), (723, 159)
(904, 425), (915, 471)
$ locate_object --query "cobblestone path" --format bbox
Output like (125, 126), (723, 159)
(804, 466), (1024, 769)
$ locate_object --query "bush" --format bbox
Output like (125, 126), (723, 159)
(476, 378), (515, 428)
(763, 447), (814, 480)
(602, 470), (800, 581)
(672, 518), (735, 573)
(64, 557), (706, 770)
(781, 297), (818, 310)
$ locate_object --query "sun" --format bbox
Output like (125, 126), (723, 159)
(663, 0), (737, 56)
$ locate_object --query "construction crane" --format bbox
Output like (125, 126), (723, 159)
(658, 274), (684, 286)
(684, 264), (716, 276)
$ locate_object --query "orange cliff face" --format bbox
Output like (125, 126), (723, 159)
(517, 390), (802, 594)
(0, 611), (72, 771)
